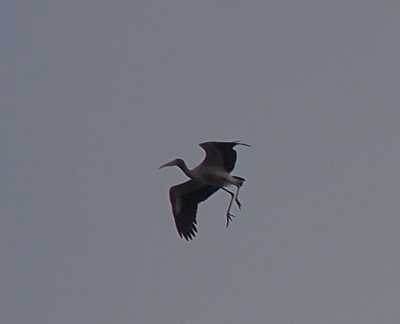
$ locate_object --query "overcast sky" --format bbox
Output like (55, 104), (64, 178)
(2, 1), (400, 323)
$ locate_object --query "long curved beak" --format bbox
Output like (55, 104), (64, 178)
(159, 160), (177, 169)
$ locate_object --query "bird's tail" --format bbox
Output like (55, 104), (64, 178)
(233, 176), (245, 187)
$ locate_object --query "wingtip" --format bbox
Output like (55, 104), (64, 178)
(200, 140), (251, 147)
(181, 233), (194, 241)
(178, 227), (197, 241)
(234, 141), (251, 147)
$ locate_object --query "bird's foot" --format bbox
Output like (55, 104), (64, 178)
(235, 199), (242, 210)
(226, 213), (235, 227)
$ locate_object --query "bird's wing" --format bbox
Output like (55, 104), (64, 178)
(201, 141), (244, 173)
(169, 180), (219, 240)
(212, 141), (250, 172)
(199, 142), (225, 168)
(200, 141), (249, 172)
(212, 142), (238, 173)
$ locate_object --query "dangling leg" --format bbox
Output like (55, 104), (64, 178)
(227, 177), (243, 209)
(222, 188), (235, 227)
(234, 186), (242, 209)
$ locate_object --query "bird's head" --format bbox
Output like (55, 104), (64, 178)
(159, 158), (185, 169)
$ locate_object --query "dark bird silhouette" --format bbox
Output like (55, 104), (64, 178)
(159, 141), (250, 240)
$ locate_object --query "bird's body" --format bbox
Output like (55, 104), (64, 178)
(159, 141), (250, 240)
(191, 165), (241, 187)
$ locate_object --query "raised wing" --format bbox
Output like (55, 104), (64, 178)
(198, 142), (225, 168)
(169, 180), (219, 240)
(200, 141), (250, 173)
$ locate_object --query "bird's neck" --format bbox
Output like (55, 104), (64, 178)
(178, 162), (193, 179)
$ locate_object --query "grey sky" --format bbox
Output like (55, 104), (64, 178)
(2, 1), (400, 323)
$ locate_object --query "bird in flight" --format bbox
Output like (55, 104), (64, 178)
(159, 141), (250, 240)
